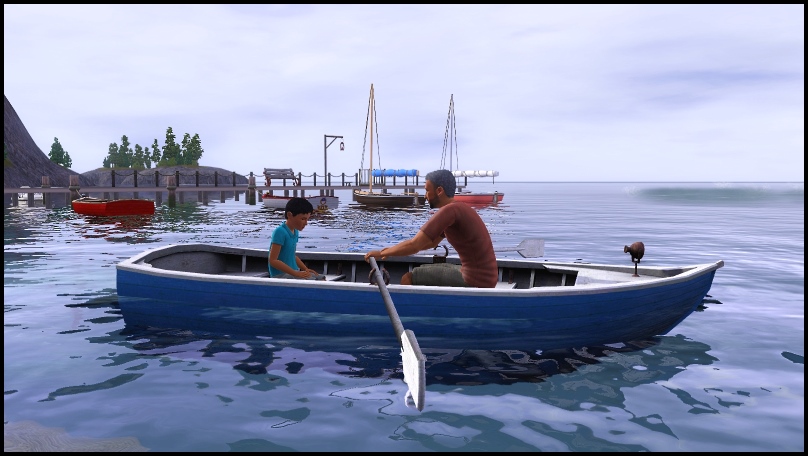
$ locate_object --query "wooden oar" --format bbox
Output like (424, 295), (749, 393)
(494, 238), (545, 258)
(434, 238), (545, 258)
(368, 257), (426, 411)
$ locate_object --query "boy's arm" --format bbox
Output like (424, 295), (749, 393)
(295, 256), (313, 272)
(269, 243), (305, 277)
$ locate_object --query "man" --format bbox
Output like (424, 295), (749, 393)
(364, 169), (497, 287)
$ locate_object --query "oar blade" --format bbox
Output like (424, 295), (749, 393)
(491, 238), (545, 257)
(516, 238), (544, 258)
(369, 257), (426, 411)
(401, 329), (426, 411)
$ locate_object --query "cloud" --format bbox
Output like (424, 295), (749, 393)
(4, 4), (804, 181)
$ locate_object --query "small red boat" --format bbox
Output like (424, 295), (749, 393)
(72, 197), (155, 216)
(453, 191), (504, 205)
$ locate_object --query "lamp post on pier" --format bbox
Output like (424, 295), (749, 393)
(324, 134), (344, 196)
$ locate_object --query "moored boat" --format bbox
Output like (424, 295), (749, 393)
(352, 84), (426, 208)
(116, 243), (724, 351)
(441, 95), (504, 204)
(262, 194), (339, 211)
(453, 190), (504, 205)
(352, 190), (425, 207)
(72, 197), (155, 216)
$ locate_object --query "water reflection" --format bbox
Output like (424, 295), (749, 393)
(67, 202), (224, 243)
(346, 204), (428, 214)
(79, 294), (717, 397)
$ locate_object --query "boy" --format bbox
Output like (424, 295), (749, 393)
(268, 197), (325, 280)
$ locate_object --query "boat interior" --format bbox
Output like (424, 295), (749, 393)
(140, 246), (683, 290)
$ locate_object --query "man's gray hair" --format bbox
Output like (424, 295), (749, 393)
(425, 169), (457, 197)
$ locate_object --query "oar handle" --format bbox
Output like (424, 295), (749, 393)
(368, 257), (404, 342)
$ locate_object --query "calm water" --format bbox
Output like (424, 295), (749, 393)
(4, 182), (804, 452)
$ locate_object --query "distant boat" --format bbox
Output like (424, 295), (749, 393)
(352, 84), (426, 208)
(71, 197), (155, 216)
(261, 167), (340, 211)
(453, 189), (504, 205)
(440, 94), (504, 206)
(352, 189), (425, 208)
(262, 194), (339, 212)
(17, 186), (43, 201)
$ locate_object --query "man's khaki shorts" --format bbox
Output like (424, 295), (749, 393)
(411, 263), (470, 287)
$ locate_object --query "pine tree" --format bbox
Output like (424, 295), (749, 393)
(108, 143), (119, 168)
(160, 127), (180, 166)
(133, 144), (146, 169)
(150, 139), (161, 166)
(180, 133), (191, 165)
(185, 133), (204, 165)
(48, 137), (72, 168)
(119, 135), (132, 168)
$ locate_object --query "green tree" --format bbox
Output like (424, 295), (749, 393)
(119, 135), (133, 168)
(107, 142), (119, 168)
(159, 127), (180, 166)
(48, 137), (72, 168)
(150, 139), (161, 166)
(133, 144), (146, 169)
(143, 146), (152, 169)
(180, 133), (191, 165)
(184, 133), (204, 165)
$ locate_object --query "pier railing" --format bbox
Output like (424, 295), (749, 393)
(4, 169), (433, 208)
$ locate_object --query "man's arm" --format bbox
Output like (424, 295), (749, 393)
(365, 230), (441, 261)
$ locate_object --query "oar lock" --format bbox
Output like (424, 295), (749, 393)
(623, 241), (645, 277)
(433, 245), (449, 264)
(369, 266), (391, 286)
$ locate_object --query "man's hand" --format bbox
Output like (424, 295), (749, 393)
(364, 250), (385, 262)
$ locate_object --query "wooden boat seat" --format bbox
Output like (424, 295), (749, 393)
(223, 272), (344, 281)
(222, 271), (270, 277)
(494, 281), (518, 289)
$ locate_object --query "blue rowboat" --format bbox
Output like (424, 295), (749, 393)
(115, 243), (723, 351)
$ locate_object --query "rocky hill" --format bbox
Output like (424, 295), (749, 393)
(3, 95), (90, 189)
(80, 165), (248, 188)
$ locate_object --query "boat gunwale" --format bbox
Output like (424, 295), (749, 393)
(116, 243), (724, 297)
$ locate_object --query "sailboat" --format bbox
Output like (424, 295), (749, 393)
(352, 84), (426, 208)
(441, 94), (504, 206)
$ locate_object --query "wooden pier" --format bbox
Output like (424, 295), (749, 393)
(2, 171), (448, 208)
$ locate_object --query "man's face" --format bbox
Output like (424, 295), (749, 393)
(425, 180), (441, 208)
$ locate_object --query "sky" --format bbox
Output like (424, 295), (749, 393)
(4, 4), (804, 182)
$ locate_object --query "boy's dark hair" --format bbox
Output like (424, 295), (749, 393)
(284, 197), (314, 217)
(425, 169), (457, 197)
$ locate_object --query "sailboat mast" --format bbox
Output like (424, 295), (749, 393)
(442, 94), (458, 172)
(369, 84), (374, 194)
(449, 94), (454, 171)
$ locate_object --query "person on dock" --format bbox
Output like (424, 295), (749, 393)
(364, 169), (497, 288)
(269, 197), (326, 280)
